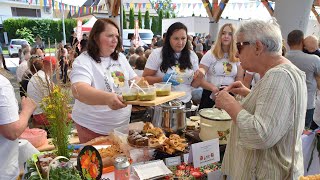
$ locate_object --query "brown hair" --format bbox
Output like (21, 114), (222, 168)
(87, 18), (122, 63)
(212, 23), (238, 62)
(29, 56), (43, 74)
(135, 56), (147, 70)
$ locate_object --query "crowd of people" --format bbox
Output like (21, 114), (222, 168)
(0, 17), (320, 179)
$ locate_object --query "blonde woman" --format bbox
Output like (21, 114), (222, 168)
(199, 23), (244, 109)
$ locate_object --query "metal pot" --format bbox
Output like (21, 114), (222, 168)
(152, 100), (188, 133)
(198, 108), (232, 144)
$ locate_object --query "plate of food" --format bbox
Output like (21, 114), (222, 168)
(77, 145), (103, 180)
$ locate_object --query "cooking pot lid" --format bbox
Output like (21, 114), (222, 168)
(161, 100), (183, 108)
(199, 108), (231, 121)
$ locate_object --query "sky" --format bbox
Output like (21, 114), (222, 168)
(171, 0), (273, 20)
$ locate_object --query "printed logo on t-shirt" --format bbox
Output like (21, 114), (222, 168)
(111, 71), (125, 88)
(223, 62), (233, 75)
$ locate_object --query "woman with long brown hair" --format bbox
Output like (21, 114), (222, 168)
(199, 23), (244, 109)
(70, 18), (140, 143)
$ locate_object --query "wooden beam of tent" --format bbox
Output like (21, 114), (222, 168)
(311, 4), (320, 24)
(202, 0), (213, 19)
(213, 0), (229, 23)
(261, 0), (274, 16)
(212, 0), (218, 19)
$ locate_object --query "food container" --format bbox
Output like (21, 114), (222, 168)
(19, 128), (48, 148)
(198, 108), (232, 144)
(154, 82), (172, 96)
(138, 86), (156, 101)
(121, 87), (138, 101)
(152, 100), (188, 133)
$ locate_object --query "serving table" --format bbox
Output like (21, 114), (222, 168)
(36, 136), (80, 151)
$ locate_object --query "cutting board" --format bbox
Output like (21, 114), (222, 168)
(37, 136), (80, 152)
(124, 91), (186, 106)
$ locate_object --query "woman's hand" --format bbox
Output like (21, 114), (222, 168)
(215, 90), (242, 121)
(224, 81), (250, 97)
(193, 68), (205, 80)
(108, 94), (127, 110)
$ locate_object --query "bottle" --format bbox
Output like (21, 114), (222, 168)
(114, 155), (130, 180)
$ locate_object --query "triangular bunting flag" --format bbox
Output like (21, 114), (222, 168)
(203, 2), (208, 8)
(64, 4), (67, 10)
(154, 3), (158, 9)
(138, 3), (141, 9)
(126, 3), (129, 9)
(51, 0), (54, 9)
(198, 3), (202, 9)
(83, 6), (86, 14)
(193, 3), (196, 9)
(238, 3), (242, 10)
(177, 3), (181, 9)
(130, 3), (134, 9)
(146, 3), (150, 9)
(134, 3), (138, 8)
(244, 2), (248, 9)
(232, 3), (236, 10)
(219, 3), (225, 10)
(35, 0), (38, 5)
(48, 0), (51, 7)
(249, 2), (254, 8)
(55, 1), (58, 10)
(182, 3), (187, 9)
(142, 3), (146, 9)
(256, 1), (261, 7)
(214, 2), (218, 9)
(43, 0), (46, 7)
(188, 3), (191, 8)
(159, 3), (163, 9)
(39, 0), (43, 7)
(58, 2), (61, 12)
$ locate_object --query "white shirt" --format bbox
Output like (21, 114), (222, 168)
(0, 75), (19, 179)
(27, 70), (50, 115)
(16, 60), (30, 83)
(134, 69), (144, 77)
(200, 51), (240, 87)
(70, 52), (137, 134)
(145, 48), (199, 103)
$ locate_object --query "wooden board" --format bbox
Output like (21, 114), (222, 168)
(124, 91), (186, 106)
(37, 136), (80, 152)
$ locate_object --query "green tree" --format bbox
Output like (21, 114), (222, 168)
(144, 10), (150, 29)
(165, 11), (170, 19)
(138, 9), (142, 29)
(151, 16), (158, 35)
(158, 9), (164, 35)
(16, 27), (34, 44)
(123, 6), (127, 29)
(150, 0), (176, 17)
(129, 8), (135, 29)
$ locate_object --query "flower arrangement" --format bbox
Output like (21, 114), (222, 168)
(40, 85), (72, 158)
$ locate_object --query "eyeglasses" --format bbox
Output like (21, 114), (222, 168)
(236, 41), (251, 54)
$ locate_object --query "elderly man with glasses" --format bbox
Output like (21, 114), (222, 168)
(215, 19), (306, 179)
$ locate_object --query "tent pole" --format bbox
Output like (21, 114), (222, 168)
(120, 0), (123, 38)
(62, 0), (66, 45)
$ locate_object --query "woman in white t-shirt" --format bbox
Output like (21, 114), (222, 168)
(70, 19), (139, 143)
(198, 23), (244, 109)
(143, 22), (205, 105)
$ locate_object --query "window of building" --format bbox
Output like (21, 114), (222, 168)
(11, 7), (41, 17)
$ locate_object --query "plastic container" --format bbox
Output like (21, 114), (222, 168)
(113, 122), (145, 143)
(154, 82), (172, 97)
(138, 86), (156, 101)
(121, 87), (138, 101)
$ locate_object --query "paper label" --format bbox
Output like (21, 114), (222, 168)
(183, 153), (189, 163)
(164, 156), (181, 166)
(191, 138), (220, 168)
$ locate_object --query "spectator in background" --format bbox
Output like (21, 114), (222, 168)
(204, 34), (212, 52)
(195, 39), (204, 54)
(57, 43), (68, 84)
(20, 55), (44, 97)
(34, 35), (45, 50)
(135, 46), (145, 57)
(154, 33), (166, 48)
(19, 44), (31, 64)
(144, 49), (152, 59)
(69, 30), (80, 54)
(16, 48), (31, 83)
(27, 56), (57, 126)
(30, 47), (44, 58)
(286, 30), (320, 130)
(304, 35), (320, 57)
(80, 34), (88, 53)
(0, 44), (9, 71)
(134, 56), (147, 77)
(126, 47), (136, 60)
(192, 36), (198, 51)
(129, 54), (139, 68)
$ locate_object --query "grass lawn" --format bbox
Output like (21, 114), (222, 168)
(2, 46), (56, 56)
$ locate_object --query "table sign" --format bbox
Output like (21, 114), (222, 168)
(164, 156), (181, 166)
(189, 138), (220, 168)
(183, 153), (189, 163)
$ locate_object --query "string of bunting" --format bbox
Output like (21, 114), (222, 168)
(22, 0), (275, 17)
